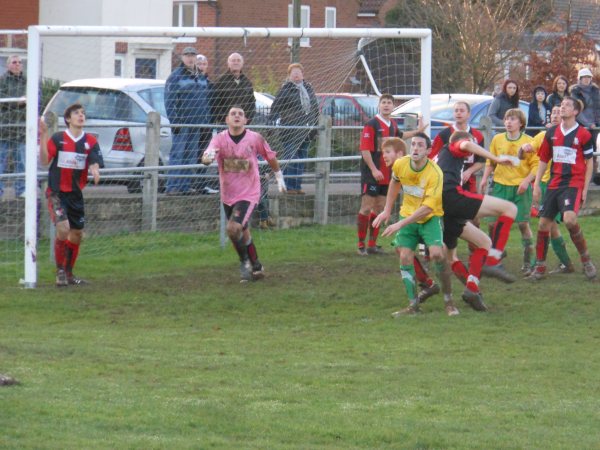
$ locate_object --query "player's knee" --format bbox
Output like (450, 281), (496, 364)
(562, 213), (578, 229)
(399, 250), (413, 266)
(505, 202), (518, 218)
(226, 221), (242, 238)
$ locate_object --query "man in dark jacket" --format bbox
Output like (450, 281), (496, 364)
(270, 63), (319, 193)
(165, 46), (211, 195)
(571, 67), (600, 181)
(211, 53), (255, 125)
(0, 55), (27, 198)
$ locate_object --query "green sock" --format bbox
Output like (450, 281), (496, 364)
(522, 238), (534, 266)
(551, 236), (572, 266)
(400, 264), (417, 304)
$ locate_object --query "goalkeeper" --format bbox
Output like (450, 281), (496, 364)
(202, 105), (286, 282)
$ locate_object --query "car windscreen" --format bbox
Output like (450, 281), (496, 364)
(138, 87), (167, 118)
(355, 96), (380, 116)
(47, 87), (147, 122)
(397, 98), (465, 121)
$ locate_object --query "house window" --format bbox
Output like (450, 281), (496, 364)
(114, 56), (125, 77)
(135, 58), (157, 79)
(173, 2), (198, 27)
(288, 4), (310, 47)
(325, 7), (336, 28)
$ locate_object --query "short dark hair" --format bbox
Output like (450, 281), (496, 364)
(454, 101), (471, 113)
(379, 93), (395, 104)
(412, 131), (431, 149)
(63, 103), (84, 126)
(228, 105), (245, 114)
(450, 130), (471, 144)
(563, 96), (583, 113)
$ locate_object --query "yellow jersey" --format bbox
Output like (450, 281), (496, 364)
(392, 156), (444, 223)
(488, 132), (539, 186)
(531, 130), (551, 183)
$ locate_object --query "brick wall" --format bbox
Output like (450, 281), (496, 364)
(0, 0), (39, 29)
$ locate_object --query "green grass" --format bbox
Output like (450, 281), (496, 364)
(2, 219), (600, 449)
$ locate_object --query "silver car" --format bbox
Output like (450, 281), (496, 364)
(44, 78), (273, 192)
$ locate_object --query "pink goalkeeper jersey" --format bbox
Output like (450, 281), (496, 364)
(208, 129), (277, 205)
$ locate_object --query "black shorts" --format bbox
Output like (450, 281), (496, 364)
(442, 187), (484, 250)
(46, 191), (85, 230)
(539, 187), (582, 219)
(361, 183), (388, 197)
(223, 200), (255, 228)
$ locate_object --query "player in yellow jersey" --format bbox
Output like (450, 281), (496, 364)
(480, 108), (539, 275)
(518, 105), (574, 274)
(374, 133), (459, 317)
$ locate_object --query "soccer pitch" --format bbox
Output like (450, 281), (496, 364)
(1, 220), (600, 449)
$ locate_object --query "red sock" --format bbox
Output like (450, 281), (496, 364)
(451, 260), (469, 285)
(246, 240), (258, 264)
(54, 238), (66, 269)
(535, 230), (550, 263)
(64, 240), (80, 275)
(357, 213), (369, 248)
(368, 212), (380, 247)
(466, 248), (487, 293)
(487, 215), (514, 265)
(567, 223), (589, 260)
(413, 257), (433, 286)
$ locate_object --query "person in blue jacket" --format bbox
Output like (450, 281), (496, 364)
(165, 46), (211, 195)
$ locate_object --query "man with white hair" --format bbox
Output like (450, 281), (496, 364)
(211, 52), (255, 125)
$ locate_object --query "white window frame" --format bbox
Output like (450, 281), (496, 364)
(288, 4), (310, 47)
(173, 1), (198, 27)
(325, 7), (336, 28)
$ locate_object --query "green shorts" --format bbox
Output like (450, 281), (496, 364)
(486, 182), (531, 223)
(392, 216), (443, 250)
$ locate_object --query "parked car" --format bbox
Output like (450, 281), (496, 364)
(316, 93), (381, 126)
(44, 78), (273, 192)
(391, 93), (530, 139)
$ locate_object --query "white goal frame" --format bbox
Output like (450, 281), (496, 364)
(23, 25), (432, 288)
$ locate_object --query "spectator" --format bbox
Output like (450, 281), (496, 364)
(527, 85), (550, 136)
(487, 79), (520, 128)
(546, 75), (569, 109)
(570, 67), (600, 176)
(0, 55), (26, 199)
(194, 53), (218, 195)
(270, 63), (319, 194)
(164, 46), (211, 195)
(211, 53), (255, 125)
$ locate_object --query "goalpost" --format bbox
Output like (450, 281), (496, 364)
(18, 26), (431, 288)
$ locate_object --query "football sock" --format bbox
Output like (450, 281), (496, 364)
(413, 257), (433, 286)
(367, 212), (380, 247)
(54, 238), (66, 269)
(535, 230), (550, 263)
(467, 248), (487, 293)
(232, 235), (249, 262)
(246, 239), (258, 265)
(400, 264), (417, 304)
(522, 238), (534, 266)
(567, 223), (589, 260)
(550, 236), (572, 267)
(487, 215), (514, 265)
(357, 213), (369, 248)
(451, 260), (469, 285)
(64, 240), (80, 275)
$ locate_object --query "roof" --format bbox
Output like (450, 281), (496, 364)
(552, 0), (600, 41)
(60, 78), (165, 91)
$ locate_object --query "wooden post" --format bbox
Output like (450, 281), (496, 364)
(142, 112), (160, 232)
(313, 115), (332, 225)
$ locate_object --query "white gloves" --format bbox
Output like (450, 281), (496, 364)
(202, 148), (217, 165)
(274, 170), (287, 193)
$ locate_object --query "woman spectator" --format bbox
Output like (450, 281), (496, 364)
(487, 79), (520, 128)
(527, 85), (550, 136)
(546, 75), (569, 108)
(270, 63), (319, 194)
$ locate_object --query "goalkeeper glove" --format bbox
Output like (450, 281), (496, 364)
(274, 170), (287, 193)
(202, 148), (217, 165)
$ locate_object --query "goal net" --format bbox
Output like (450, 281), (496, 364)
(6, 26), (431, 287)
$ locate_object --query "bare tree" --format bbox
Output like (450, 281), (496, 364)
(385, 0), (551, 93)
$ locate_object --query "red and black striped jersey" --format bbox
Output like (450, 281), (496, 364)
(46, 130), (104, 194)
(430, 125), (485, 164)
(539, 123), (593, 189)
(359, 115), (402, 185)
